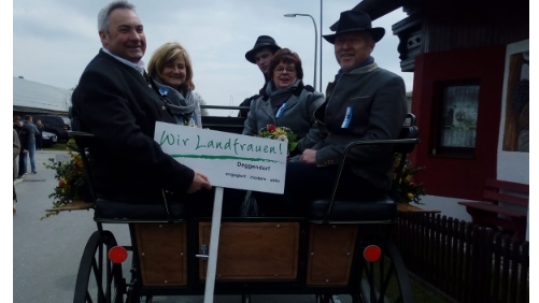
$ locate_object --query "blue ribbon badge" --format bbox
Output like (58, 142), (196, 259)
(159, 87), (170, 96)
(276, 103), (287, 118)
(341, 106), (353, 128)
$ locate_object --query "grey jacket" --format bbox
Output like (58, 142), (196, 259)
(24, 122), (39, 145)
(243, 81), (325, 153)
(313, 63), (408, 191)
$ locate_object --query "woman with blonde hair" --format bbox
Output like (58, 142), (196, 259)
(147, 42), (207, 127)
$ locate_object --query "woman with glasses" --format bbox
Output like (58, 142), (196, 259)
(147, 42), (207, 128)
(242, 48), (325, 157)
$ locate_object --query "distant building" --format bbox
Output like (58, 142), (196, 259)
(13, 76), (70, 117)
(406, 91), (412, 112)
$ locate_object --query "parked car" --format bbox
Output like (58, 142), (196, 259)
(58, 115), (72, 128)
(41, 131), (57, 147)
(32, 115), (71, 142)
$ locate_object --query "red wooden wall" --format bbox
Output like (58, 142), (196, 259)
(410, 46), (506, 201)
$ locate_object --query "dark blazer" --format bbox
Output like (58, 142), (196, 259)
(13, 124), (29, 151)
(71, 50), (195, 203)
(238, 94), (259, 118)
(313, 63), (407, 191)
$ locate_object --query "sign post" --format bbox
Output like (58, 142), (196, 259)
(154, 122), (287, 303)
(204, 186), (223, 303)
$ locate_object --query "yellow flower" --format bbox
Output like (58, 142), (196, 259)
(407, 193), (414, 199)
(274, 129), (286, 136)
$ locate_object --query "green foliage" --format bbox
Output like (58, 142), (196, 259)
(394, 154), (427, 204)
(41, 139), (87, 219)
(256, 125), (298, 156)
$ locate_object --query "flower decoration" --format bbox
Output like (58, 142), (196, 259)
(394, 154), (426, 204)
(256, 124), (298, 156)
(42, 138), (92, 219)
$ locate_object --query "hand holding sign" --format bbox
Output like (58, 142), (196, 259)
(155, 121), (286, 194)
(188, 172), (212, 194)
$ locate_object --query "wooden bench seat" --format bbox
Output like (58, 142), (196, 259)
(458, 178), (528, 242)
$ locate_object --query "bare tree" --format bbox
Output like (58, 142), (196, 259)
(65, 86), (77, 110)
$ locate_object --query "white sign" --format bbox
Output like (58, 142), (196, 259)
(154, 121), (287, 194)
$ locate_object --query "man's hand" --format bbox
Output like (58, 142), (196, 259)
(22, 149), (28, 154)
(187, 172), (212, 194)
(300, 149), (317, 164)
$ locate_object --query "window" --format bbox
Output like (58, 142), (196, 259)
(432, 82), (480, 157)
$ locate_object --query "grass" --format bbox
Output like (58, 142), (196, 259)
(407, 274), (456, 303)
(368, 258), (455, 303)
(43, 143), (67, 151)
(379, 247), (529, 303)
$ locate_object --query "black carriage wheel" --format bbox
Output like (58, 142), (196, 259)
(354, 240), (413, 303)
(315, 294), (332, 303)
(73, 230), (126, 303)
(242, 294), (251, 303)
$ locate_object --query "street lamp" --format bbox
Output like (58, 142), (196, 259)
(319, 0), (323, 91)
(284, 13), (318, 91)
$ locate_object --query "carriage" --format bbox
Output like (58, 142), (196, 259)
(67, 108), (419, 303)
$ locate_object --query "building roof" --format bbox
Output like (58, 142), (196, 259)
(13, 76), (70, 114)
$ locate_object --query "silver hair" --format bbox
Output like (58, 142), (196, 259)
(97, 1), (136, 32)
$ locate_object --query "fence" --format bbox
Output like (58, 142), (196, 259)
(394, 212), (529, 303)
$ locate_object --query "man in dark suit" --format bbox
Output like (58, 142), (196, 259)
(72, 1), (215, 215)
(238, 35), (281, 118)
(257, 10), (408, 216)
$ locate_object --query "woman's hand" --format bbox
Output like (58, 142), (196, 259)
(187, 171), (212, 193)
(299, 149), (317, 164)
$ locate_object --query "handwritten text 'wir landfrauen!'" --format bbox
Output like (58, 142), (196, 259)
(159, 131), (285, 156)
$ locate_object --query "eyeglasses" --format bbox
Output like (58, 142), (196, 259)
(274, 67), (296, 74)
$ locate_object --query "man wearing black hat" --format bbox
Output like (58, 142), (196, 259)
(255, 10), (408, 217)
(238, 35), (281, 117)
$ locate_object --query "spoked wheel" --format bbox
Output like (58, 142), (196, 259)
(73, 230), (126, 303)
(354, 240), (413, 303)
(315, 294), (326, 303)
(317, 294), (345, 303)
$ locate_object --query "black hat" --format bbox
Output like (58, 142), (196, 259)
(323, 11), (385, 44)
(245, 35), (281, 64)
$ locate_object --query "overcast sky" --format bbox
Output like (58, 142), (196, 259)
(13, 0), (413, 116)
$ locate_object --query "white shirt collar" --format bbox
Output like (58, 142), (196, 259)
(101, 47), (146, 75)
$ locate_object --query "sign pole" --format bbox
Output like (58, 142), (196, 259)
(203, 186), (224, 303)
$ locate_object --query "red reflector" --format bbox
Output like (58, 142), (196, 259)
(363, 245), (382, 262)
(109, 246), (128, 263)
